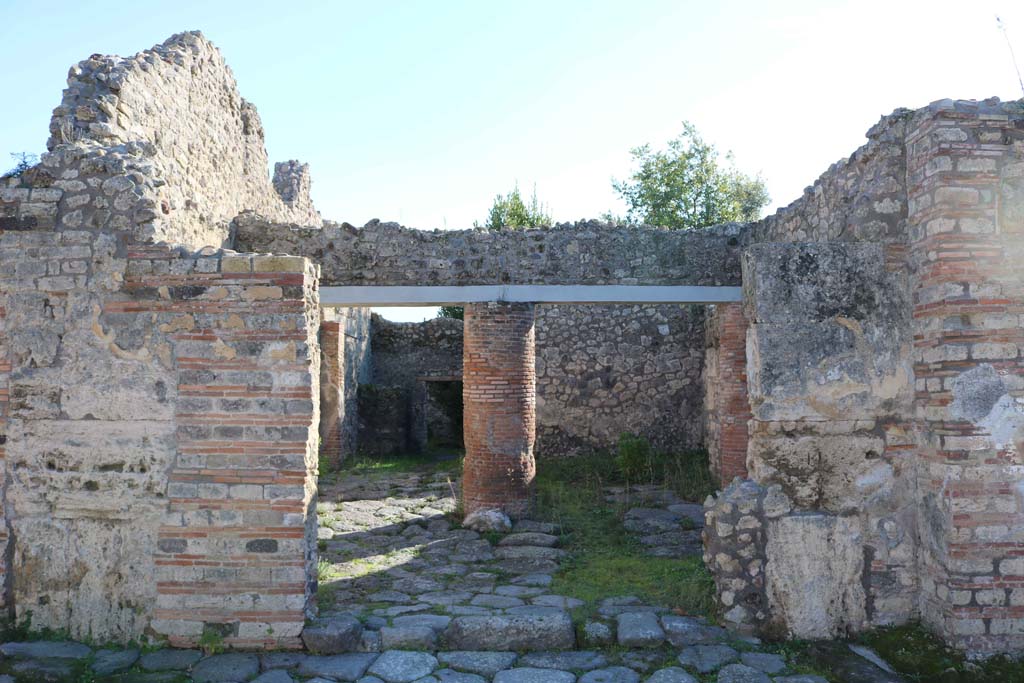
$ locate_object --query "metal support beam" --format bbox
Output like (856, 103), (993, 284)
(319, 284), (742, 307)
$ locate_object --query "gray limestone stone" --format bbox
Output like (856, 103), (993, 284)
(303, 616), (365, 654)
(437, 651), (518, 676)
(519, 651), (608, 671)
(433, 670), (487, 683)
(470, 594), (525, 608)
(297, 654), (379, 681)
(582, 620), (614, 647)
(661, 616), (725, 646)
(139, 649), (204, 671)
(580, 667), (641, 683)
(380, 626), (437, 650)
(92, 648), (140, 675)
(393, 615), (452, 632)
(617, 612), (665, 648)
(192, 653), (261, 683)
(677, 645), (738, 673)
(498, 533), (559, 547)
(715, 663), (771, 683)
(739, 652), (786, 674)
(443, 613), (575, 651)
(494, 668), (576, 683)
(251, 671), (295, 683)
(0, 640), (92, 659)
(772, 677), (828, 683)
(368, 651), (439, 683)
(645, 667), (698, 683)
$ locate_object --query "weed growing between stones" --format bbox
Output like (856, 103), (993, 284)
(535, 456), (716, 623)
(860, 622), (1024, 682)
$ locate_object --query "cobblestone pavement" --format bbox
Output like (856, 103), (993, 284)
(0, 464), (905, 682)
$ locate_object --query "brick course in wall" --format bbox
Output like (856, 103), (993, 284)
(905, 101), (1024, 653)
(462, 302), (536, 518)
(122, 248), (320, 649)
(703, 303), (751, 484)
(320, 321), (344, 467)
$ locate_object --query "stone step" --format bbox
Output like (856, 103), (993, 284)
(443, 611), (576, 651)
(498, 532), (560, 547)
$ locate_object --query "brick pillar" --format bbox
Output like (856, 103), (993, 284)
(705, 303), (751, 484)
(462, 301), (536, 518)
(907, 104), (1024, 653)
(319, 320), (344, 467)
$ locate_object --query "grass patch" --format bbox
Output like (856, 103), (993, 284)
(337, 451), (463, 478)
(860, 622), (1024, 682)
(536, 451), (715, 622)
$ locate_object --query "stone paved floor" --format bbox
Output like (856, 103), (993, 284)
(0, 461), (905, 682)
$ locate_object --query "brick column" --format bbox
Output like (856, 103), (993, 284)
(462, 301), (536, 518)
(907, 104), (1024, 654)
(705, 303), (751, 484)
(319, 320), (344, 467)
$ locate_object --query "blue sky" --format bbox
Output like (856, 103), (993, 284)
(3, 0), (1023, 319)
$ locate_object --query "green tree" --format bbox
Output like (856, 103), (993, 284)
(612, 122), (769, 229)
(475, 183), (551, 230)
(438, 306), (463, 320)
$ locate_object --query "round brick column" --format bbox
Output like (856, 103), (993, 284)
(462, 301), (536, 518)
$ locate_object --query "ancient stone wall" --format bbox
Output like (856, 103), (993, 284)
(737, 242), (916, 638)
(0, 32), (324, 646)
(535, 304), (705, 456)
(904, 99), (1024, 653)
(0, 206), (321, 644)
(46, 32), (320, 250)
(361, 315), (463, 455)
(319, 307), (371, 467)
(234, 213), (745, 286)
(752, 108), (910, 247)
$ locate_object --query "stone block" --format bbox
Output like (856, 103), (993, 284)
(765, 513), (867, 638)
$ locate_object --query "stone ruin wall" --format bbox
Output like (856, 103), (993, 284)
(0, 32), (324, 646)
(318, 307), (371, 467)
(232, 213), (744, 287)
(361, 314), (464, 456)
(46, 31), (320, 250)
(4, 29), (1024, 658)
(534, 303), (705, 456)
(361, 304), (706, 459)
(704, 98), (1024, 656)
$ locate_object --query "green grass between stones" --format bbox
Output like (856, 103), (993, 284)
(535, 450), (716, 622)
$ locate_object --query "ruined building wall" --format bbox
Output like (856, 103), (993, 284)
(233, 214), (744, 287)
(47, 31), (320, 250)
(0, 33), (323, 646)
(904, 100), (1024, 653)
(362, 315), (463, 455)
(362, 305), (706, 459)
(535, 304), (705, 456)
(319, 307), (371, 467)
(704, 99), (1024, 657)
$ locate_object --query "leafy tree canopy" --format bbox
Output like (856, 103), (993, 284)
(612, 122), (769, 229)
(475, 183), (551, 230)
